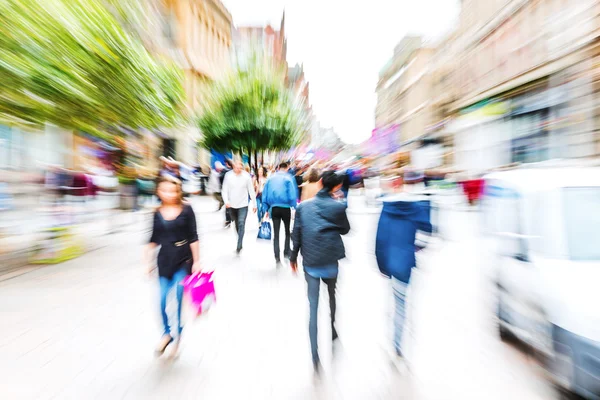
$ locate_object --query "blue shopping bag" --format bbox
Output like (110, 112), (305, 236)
(257, 220), (272, 240)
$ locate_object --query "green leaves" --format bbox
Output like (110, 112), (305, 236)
(0, 0), (184, 137)
(198, 57), (306, 153)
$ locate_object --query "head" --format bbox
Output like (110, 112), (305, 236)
(157, 177), (183, 205)
(320, 170), (344, 194)
(258, 167), (265, 178)
(225, 159), (233, 169)
(307, 168), (320, 183)
(233, 161), (243, 174)
(278, 162), (289, 172)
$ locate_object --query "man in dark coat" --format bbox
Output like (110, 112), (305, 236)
(290, 170), (350, 373)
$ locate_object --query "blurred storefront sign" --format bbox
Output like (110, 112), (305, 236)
(362, 124), (401, 156)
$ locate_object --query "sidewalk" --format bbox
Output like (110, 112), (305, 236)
(0, 197), (553, 399)
(0, 196), (404, 400)
(0, 189), (147, 279)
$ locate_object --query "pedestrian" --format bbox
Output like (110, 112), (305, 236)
(262, 162), (298, 265)
(375, 188), (432, 366)
(295, 165), (307, 203)
(222, 161), (256, 254)
(210, 161), (225, 211)
(220, 160), (233, 228)
(340, 167), (351, 199)
(254, 166), (268, 222)
(290, 171), (351, 373)
(300, 168), (321, 202)
(145, 177), (200, 357)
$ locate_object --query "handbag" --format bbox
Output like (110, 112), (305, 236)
(182, 270), (216, 317)
(257, 220), (272, 240)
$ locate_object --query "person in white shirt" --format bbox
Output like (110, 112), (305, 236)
(222, 161), (257, 254)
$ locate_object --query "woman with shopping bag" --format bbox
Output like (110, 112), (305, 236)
(254, 167), (268, 222)
(145, 177), (200, 357)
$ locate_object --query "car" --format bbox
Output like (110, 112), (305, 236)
(483, 166), (600, 399)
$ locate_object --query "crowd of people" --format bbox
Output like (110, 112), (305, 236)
(145, 155), (434, 376)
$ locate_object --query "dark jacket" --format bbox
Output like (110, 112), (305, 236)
(375, 199), (432, 283)
(291, 189), (350, 267)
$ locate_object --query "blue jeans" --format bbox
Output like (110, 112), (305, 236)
(305, 272), (337, 364)
(392, 277), (408, 356)
(229, 206), (248, 251)
(159, 268), (188, 336)
(256, 194), (265, 223)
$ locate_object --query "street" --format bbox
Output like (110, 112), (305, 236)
(0, 196), (559, 399)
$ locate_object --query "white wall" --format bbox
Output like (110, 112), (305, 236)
(453, 119), (511, 172)
(411, 144), (444, 170)
(0, 125), (72, 170)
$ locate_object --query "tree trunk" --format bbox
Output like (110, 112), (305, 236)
(254, 149), (259, 174)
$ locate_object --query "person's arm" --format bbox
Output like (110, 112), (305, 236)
(186, 206), (201, 272)
(288, 177), (298, 208)
(222, 173), (230, 206)
(247, 175), (257, 211)
(415, 201), (433, 233)
(146, 213), (160, 275)
(290, 205), (302, 273)
(262, 179), (270, 207)
(337, 206), (351, 235)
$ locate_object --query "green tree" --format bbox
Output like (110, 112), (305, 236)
(198, 56), (307, 168)
(0, 0), (184, 141)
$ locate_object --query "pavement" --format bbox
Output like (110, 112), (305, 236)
(0, 196), (560, 399)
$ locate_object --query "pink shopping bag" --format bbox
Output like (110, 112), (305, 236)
(182, 270), (216, 316)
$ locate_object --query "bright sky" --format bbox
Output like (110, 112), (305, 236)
(221, 0), (460, 144)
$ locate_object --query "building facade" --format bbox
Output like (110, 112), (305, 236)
(144, 0), (233, 166)
(232, 14), (287, 73)
(375, 36), (437, 146)
(288, 63), (313, 145)
(448, 0), (600, 172)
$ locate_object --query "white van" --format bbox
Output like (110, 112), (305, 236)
(483, 167), (600, 398)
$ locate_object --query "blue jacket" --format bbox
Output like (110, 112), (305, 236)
(376, 200), (432, 284)
(262, 172), (298, 210)
(291, 190), (351, 266)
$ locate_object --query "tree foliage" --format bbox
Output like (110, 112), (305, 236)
(198, 57), (307, 155)
(0, 0), (185, 140)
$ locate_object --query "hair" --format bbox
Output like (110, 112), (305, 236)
(156, 176), (183, 205)
(307, 168), (320, 183)
(279, 162), (289, 170)
(320, 170), (343, 192)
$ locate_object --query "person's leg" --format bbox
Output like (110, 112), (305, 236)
(282, 208), (292, 258)
(272, 207), (282, 260)
(214, 193), (224, 210)
(392, 277), (408, 357)
(236, 206), (248, 251)
(324, 277), (338, 340)
(305, 272), (321, 366)
(225, 200), (232, 225)
(159, 276), (173, 336)
(173, 268), (188, 337)
(256, 194), (263, 222)
(230, 207), (239, 233)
